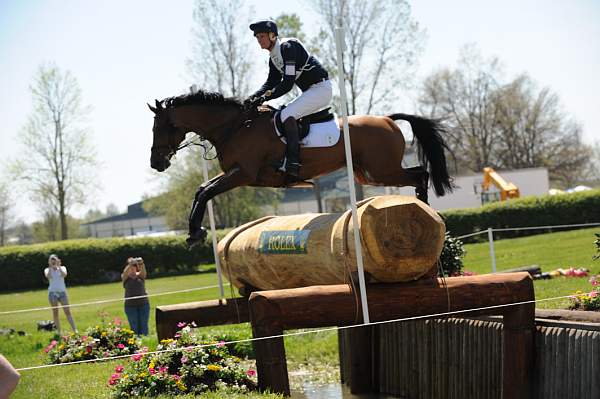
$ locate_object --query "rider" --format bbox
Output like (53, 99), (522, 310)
(245, 20), (332, 179)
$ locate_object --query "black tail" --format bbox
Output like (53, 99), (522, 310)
(388, 113), (454, 196)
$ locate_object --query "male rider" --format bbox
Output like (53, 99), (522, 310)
(245, 20), (332, 179)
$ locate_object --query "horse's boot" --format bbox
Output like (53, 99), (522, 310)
(282, 117), (301, 179)
(186, 227), (207, 249)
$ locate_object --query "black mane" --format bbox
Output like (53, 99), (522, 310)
(163, 89), (242, 109)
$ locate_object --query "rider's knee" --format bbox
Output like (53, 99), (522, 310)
(283, 116), (297, 129)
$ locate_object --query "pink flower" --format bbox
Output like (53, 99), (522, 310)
(132, 354), (142, 361)
(174, 332), (181, 338)
(158, 366), (168, 373)
(184, 346), (194, 352)
(247, 369), (256, 377)
(590, 291), (598, 298)
(177, 322), (187, 328)
(216, 341), (225, 348)
(172, 374), (181, 381)
(181, 356), (188, 364)
(149, 367), (156, 375)
(115, 365), (124, 373)
(50, 340), (58, 346)
(117, 343), (125, 349)
(108, 379), (117, 386)
(103, 351), (110, 358)
(141, 346), (149, 353)
(114, 317), (122, 326)
(111, 373), (121, 380)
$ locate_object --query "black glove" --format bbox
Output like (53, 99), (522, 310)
(243, 96), (264, 112)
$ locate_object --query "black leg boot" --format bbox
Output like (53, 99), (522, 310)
(283, 117), (301, 179)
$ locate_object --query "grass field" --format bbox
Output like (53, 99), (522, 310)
(0, 227), (598, 398)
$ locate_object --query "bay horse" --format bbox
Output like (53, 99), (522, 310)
(148, 90), (453, 247)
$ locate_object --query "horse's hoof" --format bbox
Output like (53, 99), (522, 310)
(186, 228), (207, 249)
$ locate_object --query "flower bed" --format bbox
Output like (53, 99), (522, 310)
(45, 319), (140, 364)
(109, 322), (256, 397)
(570, 274), (600, 311)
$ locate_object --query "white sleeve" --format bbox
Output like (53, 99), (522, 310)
(61, 266), (68, 276)
(44, 268), (50, 279)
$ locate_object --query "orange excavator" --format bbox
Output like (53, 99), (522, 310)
(481, 167), (520, 201)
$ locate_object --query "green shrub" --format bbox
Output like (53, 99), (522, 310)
(438, 232), (466, 276)
(441, 189), (600, 241)
(0, 234), (224, 292)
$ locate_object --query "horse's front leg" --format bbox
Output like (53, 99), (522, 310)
(187, 166), (250, 248)
(187, 173), (224, 245)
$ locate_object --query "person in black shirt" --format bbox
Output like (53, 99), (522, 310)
(246, 20), (332, 179)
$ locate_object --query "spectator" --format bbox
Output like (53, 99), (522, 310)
(43, 254), (77, 333)
(0, 354), (20, 398)
(122, 257), (150, 336)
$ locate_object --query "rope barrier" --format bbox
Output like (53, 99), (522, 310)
(14, 290), (588, 372)
(0, 283), (229, 315)
(455, 221), (600, 240)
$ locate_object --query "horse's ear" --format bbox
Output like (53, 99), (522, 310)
(147, 103), (157, 113)
(155, 99), (163, 110)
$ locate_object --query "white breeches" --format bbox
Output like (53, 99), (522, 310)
(280, 79), (333, 121)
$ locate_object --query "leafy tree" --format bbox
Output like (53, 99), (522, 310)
(11, 64), (98, 240)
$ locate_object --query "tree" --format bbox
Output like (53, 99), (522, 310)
(186, 0), (254, 98)
(311, 0), (424, 115)
(419, 45), (503, 173)
(145, 148), (281, 229)
(418, 45), (593, 186)
(11, 64), (97, 240)
(0, 181), (13, 246)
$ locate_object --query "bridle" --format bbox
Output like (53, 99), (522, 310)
(151, 106), (253, 162)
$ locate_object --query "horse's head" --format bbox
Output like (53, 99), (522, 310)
(148, 99), (186, 172)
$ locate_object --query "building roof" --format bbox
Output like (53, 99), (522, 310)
(82, 202), (151, 225)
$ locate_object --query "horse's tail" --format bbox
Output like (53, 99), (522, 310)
(387, 113), (454, 196)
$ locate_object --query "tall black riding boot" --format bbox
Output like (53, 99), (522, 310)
(283, 117), (301, 178)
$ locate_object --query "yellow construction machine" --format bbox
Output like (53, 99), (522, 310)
(480, 167), (520, 203)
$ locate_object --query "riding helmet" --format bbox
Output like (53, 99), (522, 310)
(249, 20), (278, 36)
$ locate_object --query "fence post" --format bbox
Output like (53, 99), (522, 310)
(488, 228), (497, 273)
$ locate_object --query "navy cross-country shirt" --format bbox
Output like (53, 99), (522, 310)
(252, 38), (329, 100)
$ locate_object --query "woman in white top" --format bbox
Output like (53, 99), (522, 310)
(43, 254), (77, 332)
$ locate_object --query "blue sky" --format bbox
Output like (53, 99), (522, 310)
(0, 0), (598, 223)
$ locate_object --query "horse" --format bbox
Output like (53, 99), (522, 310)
(148, 89), (453, 247)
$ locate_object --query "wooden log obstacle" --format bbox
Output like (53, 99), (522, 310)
(217, 195), (445, 291)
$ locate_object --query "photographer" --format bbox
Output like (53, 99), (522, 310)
(121, 257), (149, 336)
(43, 254), (77, 333)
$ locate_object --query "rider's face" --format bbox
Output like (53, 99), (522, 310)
(255, 32), (274, 50)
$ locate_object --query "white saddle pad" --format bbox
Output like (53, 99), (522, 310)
(275, 115), (341, 148)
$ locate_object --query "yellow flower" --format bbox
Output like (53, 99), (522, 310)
(128, 338), (135, 345)
(149, 361), (155, 369)
(176, 380), (187, 391)
(207, 364), (221, 372)
(101, 331), (107, 337)
(160, 338), (174, 344)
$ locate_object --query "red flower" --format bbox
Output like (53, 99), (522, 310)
(86, 345), (92, 353)
(247, 369), (256, 377)
(117, 343), (125, 349)
(132, 354), (142, 361)
(115, 365), (124, 373)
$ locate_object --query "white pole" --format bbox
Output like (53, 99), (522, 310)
(201, 158), (226, 299)
(487, 227), (497, 273)
(334, 16), (370, 323)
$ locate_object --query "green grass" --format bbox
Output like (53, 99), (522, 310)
(462, 227), (600, 309)
(1, 227), (598, 398)
(0, 271), (334, 398)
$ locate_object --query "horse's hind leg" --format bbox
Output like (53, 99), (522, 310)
(359, 165), (430, 204)
(407, 166), (430, 204)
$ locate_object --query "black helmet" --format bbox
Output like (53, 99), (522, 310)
(249, 20), (278, 36)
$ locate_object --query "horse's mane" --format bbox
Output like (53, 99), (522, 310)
(163, 89), (242, 109)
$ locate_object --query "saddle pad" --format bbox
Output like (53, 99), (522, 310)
(275, 116), (341, 148)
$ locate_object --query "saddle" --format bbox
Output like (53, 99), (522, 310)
(274, 107), (335, 139)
